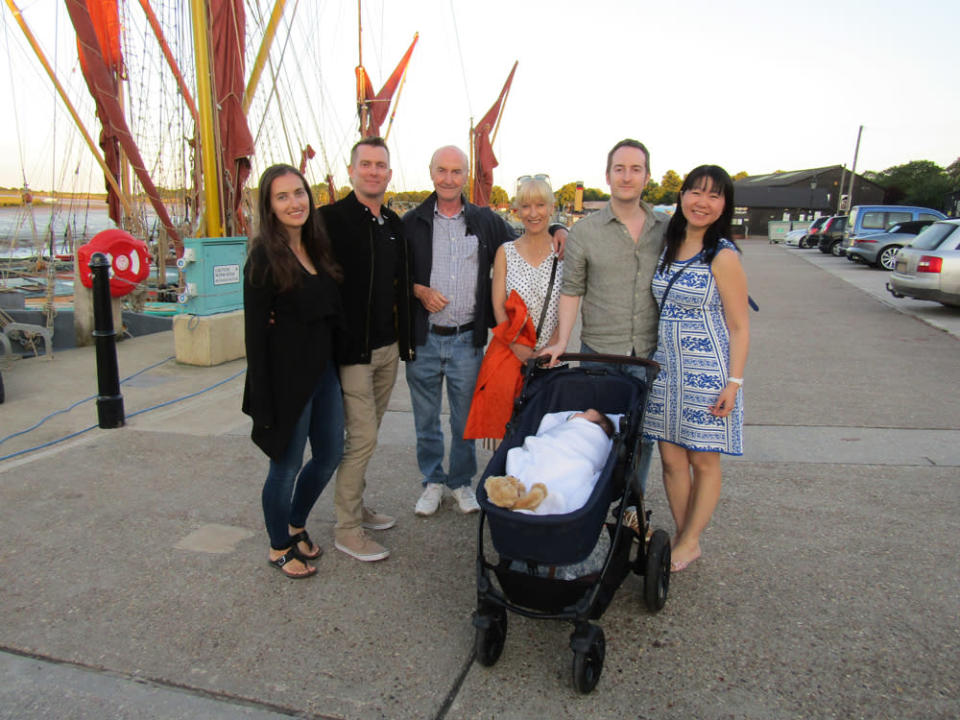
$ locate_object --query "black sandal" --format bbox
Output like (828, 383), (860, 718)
(268, 548), (317, 579)
(290, 530), (322, 560)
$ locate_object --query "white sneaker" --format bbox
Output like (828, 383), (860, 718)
(415, 483), (444, 516)
(451, 485), (480, 514)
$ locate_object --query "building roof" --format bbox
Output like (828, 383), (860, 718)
(733, 165), (884, 210)
(735, 165), (841, 188)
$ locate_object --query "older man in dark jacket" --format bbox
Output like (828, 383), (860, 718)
(402, 146), (516, 518)
(319, 137), (414, 562)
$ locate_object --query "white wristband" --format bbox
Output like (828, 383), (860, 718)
(727, 377), (743, 386)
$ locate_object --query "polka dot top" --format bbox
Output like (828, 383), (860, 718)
(504, 241), (563, 351)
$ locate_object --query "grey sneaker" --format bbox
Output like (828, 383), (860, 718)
(414, 483), (444, 516)
(362, 505), (396, 530)
(451, 485), (480, 514)
(334, 528), (389, 562)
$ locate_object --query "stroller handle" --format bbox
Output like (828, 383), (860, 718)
(530, 353), (660, 371)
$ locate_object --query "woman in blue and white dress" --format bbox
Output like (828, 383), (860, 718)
(643, 165), (750, 572)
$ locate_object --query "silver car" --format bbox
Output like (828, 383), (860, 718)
(847, 220), (937, 270)
(782, 228), (808, 247)
(887, 219), (960, 307)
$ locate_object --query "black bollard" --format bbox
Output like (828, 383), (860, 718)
(90, 252), (125, 428)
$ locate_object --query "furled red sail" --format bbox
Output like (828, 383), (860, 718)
(68, 0), (181, 248)
(472, 61), (517, 207)
(85, 0), (122, 71)
(210, 0), (255, 235)
(77, 0), (122, 223)
(356, 33), (418, 138)
(299, 144), (316, 174)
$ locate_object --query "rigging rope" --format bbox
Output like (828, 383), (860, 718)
(448, 0), (473, 120)
(2, 11), (30, 193)
(250, 0), (300, 162)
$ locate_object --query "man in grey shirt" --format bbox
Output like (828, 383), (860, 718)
(541, 138), (668, 492)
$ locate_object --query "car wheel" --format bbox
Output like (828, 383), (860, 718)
(830, 241), (843, 257)
(877, 246), (901, 271)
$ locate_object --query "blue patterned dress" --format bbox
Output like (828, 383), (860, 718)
(643, 238), (743, 454)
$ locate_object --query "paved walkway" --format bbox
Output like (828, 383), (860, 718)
(1, 239), (957, 719)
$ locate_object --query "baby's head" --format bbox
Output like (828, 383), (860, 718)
(571, 409), (614, 438)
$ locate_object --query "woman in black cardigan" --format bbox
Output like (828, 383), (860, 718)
(242, 164), (344, 578)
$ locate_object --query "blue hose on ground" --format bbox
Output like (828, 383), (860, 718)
(0, 358), (245, 463)
(0, 356), (177, 448)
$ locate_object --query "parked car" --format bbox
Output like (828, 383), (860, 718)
(783, 217), (828, 248)
(818, 215), (848, 255)
(846, 219), (937, 270)
(887, 219), (960, 307)
(842, 205), (946, 250)
(782, 228), (808, 247)
(800, 216), (830, 248)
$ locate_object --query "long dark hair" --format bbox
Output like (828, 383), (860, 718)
(247, 164), (341, 292)
(660, 165), (737, 273)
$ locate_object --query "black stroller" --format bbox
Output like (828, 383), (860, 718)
(473, 354), (671, 693)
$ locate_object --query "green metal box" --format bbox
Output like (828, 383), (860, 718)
(176, 236), (248, 316)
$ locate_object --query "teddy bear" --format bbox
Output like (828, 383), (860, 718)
(484, 475), (548, 511)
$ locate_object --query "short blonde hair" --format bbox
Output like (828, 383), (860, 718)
(514, 178), (554, 209)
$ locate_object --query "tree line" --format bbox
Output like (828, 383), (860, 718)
(864, 159), (959, 211)
(306, 158), (960, 213)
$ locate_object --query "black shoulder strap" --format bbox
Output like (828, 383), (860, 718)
(536, 255), (559, 338)
(660, 248), (759, 314)
(658, 261), (691, 314)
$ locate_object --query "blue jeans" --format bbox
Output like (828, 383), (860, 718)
(262, 363), (344, 549)
(405, 330), (483, 490)
(579, 342), (655, 496)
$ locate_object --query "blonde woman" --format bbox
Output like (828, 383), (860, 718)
(491, 178), (563, 357)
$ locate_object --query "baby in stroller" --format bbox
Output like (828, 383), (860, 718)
(473, 360), (671, 693)
(489, 408), (618, 578)
(503, 409), (616, 516)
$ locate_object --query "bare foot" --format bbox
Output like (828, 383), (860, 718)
(670, 542), (701, 572)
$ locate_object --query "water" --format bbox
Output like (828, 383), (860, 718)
(0, 203), (116, 252)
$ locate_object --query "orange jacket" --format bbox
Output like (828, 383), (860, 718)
(464, 291), (537, 439)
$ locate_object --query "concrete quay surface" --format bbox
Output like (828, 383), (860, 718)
(0, 239), (957, 719)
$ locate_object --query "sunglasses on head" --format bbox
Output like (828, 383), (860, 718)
(516, 173), (550, 192)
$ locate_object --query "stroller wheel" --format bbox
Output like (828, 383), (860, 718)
(570, 624), (605, 694)
(473, 607), (507, 667)
(643, 529), (671, 612)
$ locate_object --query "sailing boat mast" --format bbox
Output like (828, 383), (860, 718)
(357, 1), (368, 137)
(190, 0), (223, 238)
(244, 0), (288, 114)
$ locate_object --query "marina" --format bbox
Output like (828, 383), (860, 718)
(1, 240), (957, 718)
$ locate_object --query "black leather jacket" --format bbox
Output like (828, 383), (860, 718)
(402, 193), (516, 349)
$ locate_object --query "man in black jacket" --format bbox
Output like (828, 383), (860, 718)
(402, 146), (516, 517)
(319, 137), (414, 562)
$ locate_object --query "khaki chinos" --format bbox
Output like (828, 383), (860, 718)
(334, 342), (400, 530)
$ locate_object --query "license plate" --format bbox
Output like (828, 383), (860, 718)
(895, 260), (907, 272)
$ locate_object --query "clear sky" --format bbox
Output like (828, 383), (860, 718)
(1, 0), (957, 197)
